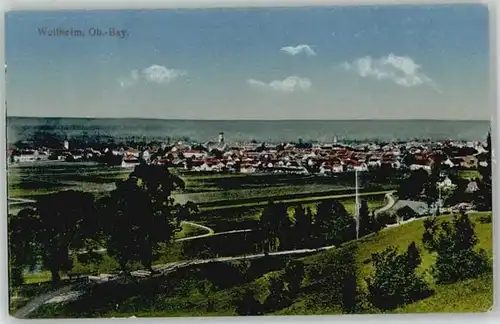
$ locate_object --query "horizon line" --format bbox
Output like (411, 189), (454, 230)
(6, 116), (492, 122)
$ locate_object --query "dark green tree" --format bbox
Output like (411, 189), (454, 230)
(264, 274), (289, 312)
(475, 132), (492, 210)
(257, 201), (291, 254)
(103, 164), (186, 272)
(314, 200), (355, 246)
(397, 169), (429, 200)
(8, 209), (40, 286)
(358, 199), (373, 237)
(303, 245), (359, 313)
(422, 213), (490, 283)
(236, 289), (263, 316)
(292, 205), (313, 248)
(10, 191), (98, 284)
(339, 245), (360, 313)
(283, 260), (305, 297)
(366, 242), (432, 310)
(424, 153), (446, 206)
(199, 280), (216, 312)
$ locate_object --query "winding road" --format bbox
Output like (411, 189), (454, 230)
(373, 191), (396, 216)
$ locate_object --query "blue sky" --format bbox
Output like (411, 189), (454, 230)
(5, 4), (490, 120)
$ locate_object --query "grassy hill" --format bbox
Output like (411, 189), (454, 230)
(280, 211), (493, 314)
(30, 212), (493, 318)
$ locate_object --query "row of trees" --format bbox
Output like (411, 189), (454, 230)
(9, 164), (195, 285)
(256, 198), (382, 253)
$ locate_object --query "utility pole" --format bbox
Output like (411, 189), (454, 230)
(355, 169), (360, 239)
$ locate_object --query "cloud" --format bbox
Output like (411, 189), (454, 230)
(141, 65), (187, 84)
(280, 44), (316, 56)
(117, 64), (187, 88)
(341, 53), (441, 92)
(247, 76), (312, 93)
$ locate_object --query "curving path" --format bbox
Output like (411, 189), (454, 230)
(12, 284), (76, 319)
(373, 191), (396, 216)
(7, 197), (36, 205)
(13, 244), (336, 318)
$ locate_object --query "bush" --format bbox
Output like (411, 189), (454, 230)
(366, 242), (432, 310)
(422, 213), (491, 284)
(283, 260), (305, 297)
(264, 274), (291, 312)
(479, 214), (492, 224)
(376, 211), (397, 227)
(302, 246), (359, 313)
(235, 289), (263, 316)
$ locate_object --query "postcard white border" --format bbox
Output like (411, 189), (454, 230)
(0, 1), (498, 324)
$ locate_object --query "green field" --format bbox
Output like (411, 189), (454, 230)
(7, 164), (130, 198)
(29, 212), (493, 318)
(457, 170), (482, 181)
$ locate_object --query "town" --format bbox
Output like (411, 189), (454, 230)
(7, 132), (490, 176)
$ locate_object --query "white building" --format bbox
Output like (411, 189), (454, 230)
(142, 150), (151, 163)
(353, 163), (368, 172)
(183, 150), (207, 159)
(121, 159), (140, 168)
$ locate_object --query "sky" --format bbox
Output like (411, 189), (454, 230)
(5, 4), (491, 120)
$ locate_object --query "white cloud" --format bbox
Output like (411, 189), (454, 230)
(280, 44), (316, 56)
(141, 65), (187, 84)
(247, 76), (312, 93)
(117, 64), (187, 88)
(341, 53), (441, 92)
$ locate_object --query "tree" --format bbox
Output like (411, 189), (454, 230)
(366, 242), (432, 310)
(103, 164), (187, 272)
(257, 201), (291, 254)
(236, 289), (263, 316)
(476, 132), (492, 210)
(292, 205), (313, 248)
(210, 149), (223, 159)
(10, 191), (98, 284)
(422, 213), (490, 283)
(9, 209), (41, 286)
(424, 153), (446, 206)
(397, 169), (429, 200)
(303, 245), (359, 313)
(283, 260), (305, 297)
(264, 275), (289, 312)
(314, 200), (355, 246)
(199, 280), (216, 312)
(358, 200), (380, 237)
